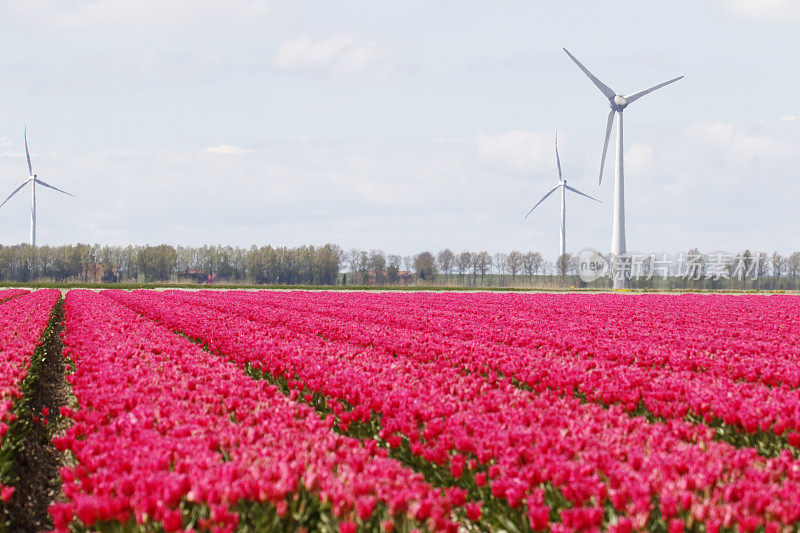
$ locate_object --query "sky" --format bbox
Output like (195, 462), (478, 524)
(0, 0), (799, 260)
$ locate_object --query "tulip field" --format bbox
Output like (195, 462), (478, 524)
(1, 290), (800, 531)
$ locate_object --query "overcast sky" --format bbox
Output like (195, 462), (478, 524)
(0, 0), (798, 259)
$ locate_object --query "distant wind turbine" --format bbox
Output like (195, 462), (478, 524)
(525, 132), (601, 259)
(0, 128), (74, 247)
(563, 48), (682, 288)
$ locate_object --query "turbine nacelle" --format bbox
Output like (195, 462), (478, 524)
(611, 95), (628, 111)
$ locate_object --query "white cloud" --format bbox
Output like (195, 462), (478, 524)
(473, 130), (555, 173)
(716, 0), (800, 22)
(779, 114), (798, 121)
(4, 0), (270, 29)
(274, 34), (391, 75)
(626, 143), (656, 177)
(683, 121), (796, 162)
(205, 144), (253, 155)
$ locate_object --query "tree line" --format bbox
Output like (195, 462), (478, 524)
(1, 243), (799, 289)
(340, 249), (548, 286)
(0, 244), (552, 286)
(0, 244), (340, 285)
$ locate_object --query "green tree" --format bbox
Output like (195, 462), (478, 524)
(413, 251), (438, 282)
(315, 244), (341, 285)
(386, 255), (401, 284)
(137, 245), (177, 282)
(368, 250), (386, 285)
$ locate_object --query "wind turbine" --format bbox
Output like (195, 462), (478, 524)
(525, 132), (601, 259)
(0, 128), (74, 247)
(563, 48), (682, 288)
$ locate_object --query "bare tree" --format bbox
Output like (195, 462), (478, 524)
(771, 251), (786, 286)
(437, 249), (455, 282)
(476, 251), (492, 285)
(755, 251), (769, 288)
(734, 249), (754, 290)
(493, 252), (508, 286)
(345, 249), (361, 285)
(787, 252), (800, 289)
(507, 250), (523, 283)
(522, 251), (543, 283)
(470, 252), (480, 285)
(556, 253), (573, 280)
(456, 251), (471, 283)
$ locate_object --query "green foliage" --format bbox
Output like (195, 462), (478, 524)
(243, 363), (580, 532)
(413, 252), (437, 282)
(136, 245), (178, 283)
(66, 487), (432, 533)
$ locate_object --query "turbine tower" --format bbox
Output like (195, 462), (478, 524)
(525, 132), (601, 259)
(0, 128), (74, 247)
(563, 48), (682, 288)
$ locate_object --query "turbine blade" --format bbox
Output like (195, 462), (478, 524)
(24, 127), (33, 176)
(0, 179), (31, 209)
(625, 75), (684, 104)
(35, 178), (74, 197)
(565, 184), (602, 203)
(563, 48), (616, 100)
(599, 109), (615, 185)
(555, 131), (563, 180)
(524, 185), (561, 219)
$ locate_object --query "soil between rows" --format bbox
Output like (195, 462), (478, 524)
(4, 302), (71, 532)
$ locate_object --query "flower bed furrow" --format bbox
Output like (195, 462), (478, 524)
(106, 289), (800, 531)
(51, 290), (459, 532)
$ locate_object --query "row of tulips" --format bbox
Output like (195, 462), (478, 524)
(0, 289), (28, 305)
(51, 290), (461, 532)
(204, 290), (800, 387)
(116, 290), (800, 448)
(0, 289), (60, 512)
(0, 288), (60, 431)
(105, 289), (800, 530)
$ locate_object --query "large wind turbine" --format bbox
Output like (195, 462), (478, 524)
(525, 133), (601, 259)
(563, 48), (682, 288)
(0, 128), (74, 247)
